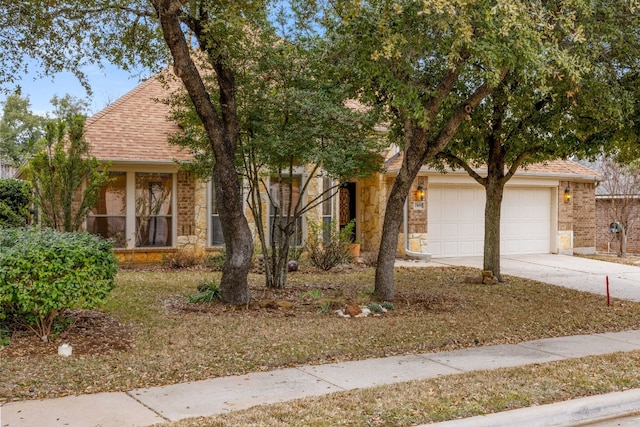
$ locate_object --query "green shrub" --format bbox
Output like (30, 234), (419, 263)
(0, 178), (31, 228)
(0, 227), (118, 341)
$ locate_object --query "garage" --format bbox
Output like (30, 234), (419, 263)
(427, 185), (552, 257)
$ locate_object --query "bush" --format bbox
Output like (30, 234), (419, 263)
(306, 219), (354, 271)
(0, 178), (31, 228)
(0, 228), (118, 341)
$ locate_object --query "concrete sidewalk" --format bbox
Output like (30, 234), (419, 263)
(3, 254), (640, 427)
(4, 329), (640, 426)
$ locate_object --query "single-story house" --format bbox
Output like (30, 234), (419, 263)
(82, 74), (601, 263)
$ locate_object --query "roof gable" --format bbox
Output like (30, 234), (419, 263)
(84, 71), (193, 163)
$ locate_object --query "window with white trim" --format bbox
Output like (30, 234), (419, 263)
(87, 172), (127, 247)
(135, 173), (173, 247)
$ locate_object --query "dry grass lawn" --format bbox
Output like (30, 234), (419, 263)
(3, 259), (640, 425)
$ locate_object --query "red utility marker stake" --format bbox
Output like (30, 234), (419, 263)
(606, 276), (611, 306)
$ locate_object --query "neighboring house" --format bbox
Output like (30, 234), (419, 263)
(589, 159), (640, 255)
(82, 74), (601, 263)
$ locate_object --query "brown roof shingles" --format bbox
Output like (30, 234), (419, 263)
(384, 154), (600, 181)
(84, 71), (193, 163)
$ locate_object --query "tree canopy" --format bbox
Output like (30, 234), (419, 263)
(170, 26), (384, 288)
(23, 115), (111, 232)
(315, 0), (606, 299)
(0, 92), (44, 166)
(428, 1), (640, 279)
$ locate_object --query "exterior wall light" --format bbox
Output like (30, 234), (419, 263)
(564, 187), (572, 203)
(415, 185), (425, 202)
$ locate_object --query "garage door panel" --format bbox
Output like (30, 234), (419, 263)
(428, 186), (551, 257)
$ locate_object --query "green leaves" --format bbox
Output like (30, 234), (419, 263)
(23, 114), (111, 232)
(0, 178), (31, 228)
(0, 228), (118, 341)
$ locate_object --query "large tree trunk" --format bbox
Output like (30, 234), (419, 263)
(483, 180), (505, 281)
(374, 170), (413, 301)
(375, 127), (426, 301)
(214, 161), (253, 304)
(155, 0), (252, 304)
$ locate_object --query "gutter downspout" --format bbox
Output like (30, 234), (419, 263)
(403, 199), (432, 261)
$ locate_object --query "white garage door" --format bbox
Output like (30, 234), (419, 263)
(427, 186), (551, 257)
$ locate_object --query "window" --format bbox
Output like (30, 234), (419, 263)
(322, 176), (334, 243)
(135, 173), (172, 247)
(270, 175), (303, 246)
(210, 182), (224, 246)
(87, 172), (127, 247)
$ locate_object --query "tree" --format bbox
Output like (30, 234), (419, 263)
(23, 115), (110, 232)
(0, 178), (31, 228)
(149, 1), (279, 304)
(597, 157), (640, 257)
(0, 1), (162, 92)
(430, 3), (639, 279)
(0, 92), (44, 166)
(241, 43), (383, 289)
(49, 94), (90, 122)
(319, 0), (596, 300)
(171, 29), (384, 288)
(6, 1), (282, 305)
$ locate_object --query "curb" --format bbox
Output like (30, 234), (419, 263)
(427, 388), (640, 426)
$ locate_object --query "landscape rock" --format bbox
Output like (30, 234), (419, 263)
(344, 304), (362, 317)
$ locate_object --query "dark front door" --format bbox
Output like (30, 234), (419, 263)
(339, 182), (357, 242)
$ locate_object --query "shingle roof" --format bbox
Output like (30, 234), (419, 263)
(384, 154), (600, 181)
(84, 71), (193, 163)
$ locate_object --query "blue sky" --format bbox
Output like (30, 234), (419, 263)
(2, 62), (149, 117)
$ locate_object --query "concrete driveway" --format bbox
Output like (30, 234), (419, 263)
(398, 254), (640, 302)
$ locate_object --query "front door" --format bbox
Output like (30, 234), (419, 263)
(339, 182), (357, 242)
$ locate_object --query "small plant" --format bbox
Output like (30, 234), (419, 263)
(188, 280), (222, 303)
(368, 303), (383, 313)
(301, 288), (323, 301)
(381, 301), (394, 310)
(306, 219), (354, 271)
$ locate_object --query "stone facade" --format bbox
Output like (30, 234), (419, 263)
(360, 174), (387, 251)
(110, 169), (600, 265)
(175, 171), (208, 256)
(557, 180), (596, 254)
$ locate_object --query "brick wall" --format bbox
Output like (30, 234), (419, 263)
(408, 177), (427, 234)
(177, 171), (196, 237)
(596, 198), (640, 254)
(571, 181), (596, 249)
